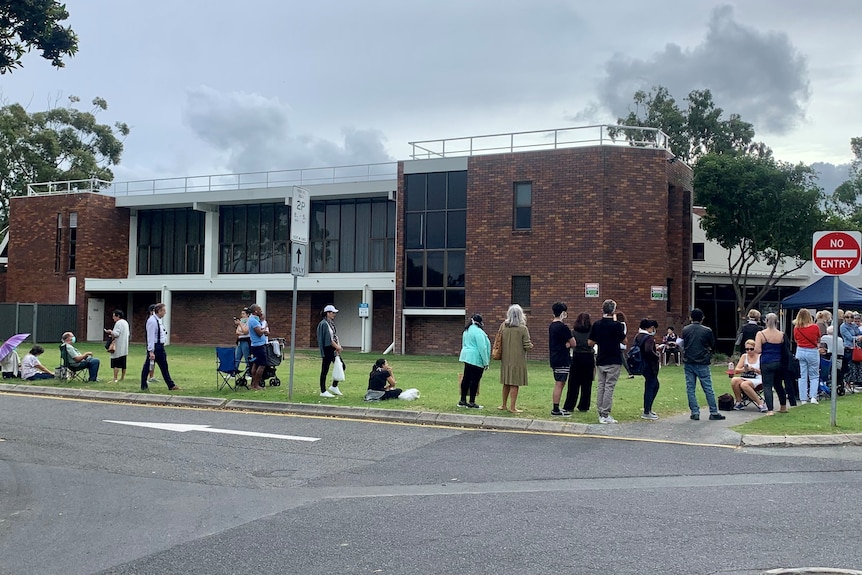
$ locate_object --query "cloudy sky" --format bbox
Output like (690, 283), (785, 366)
(2, 0), (860, 192)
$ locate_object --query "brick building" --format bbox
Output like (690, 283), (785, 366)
(4, 125), (693, 356)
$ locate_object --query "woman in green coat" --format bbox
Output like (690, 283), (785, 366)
(498, 304), (533, 413)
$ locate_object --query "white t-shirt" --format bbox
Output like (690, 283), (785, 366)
(21, 354), (43, 380)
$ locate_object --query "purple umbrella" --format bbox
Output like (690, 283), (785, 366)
(0, 333), (30, 361)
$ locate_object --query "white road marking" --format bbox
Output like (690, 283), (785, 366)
(104, 420), (320, 442)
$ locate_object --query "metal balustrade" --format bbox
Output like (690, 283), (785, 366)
(408, 125), (671, 160)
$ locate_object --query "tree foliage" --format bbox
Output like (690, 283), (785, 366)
(0, 95), (129, 229)
(824, 137), (862, 230)
(694, 153), (825, 315)
(616, 86), (763, 163)
(0, 0), (78, 73)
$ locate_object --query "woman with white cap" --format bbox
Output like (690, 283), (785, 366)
(317, 304), (343, 397)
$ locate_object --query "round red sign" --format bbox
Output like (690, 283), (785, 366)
(813, 231), (862, 275)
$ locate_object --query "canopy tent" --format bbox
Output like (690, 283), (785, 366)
(780, 276), (862, 310)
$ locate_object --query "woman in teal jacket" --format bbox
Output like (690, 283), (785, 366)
(458, 313), (491, 409)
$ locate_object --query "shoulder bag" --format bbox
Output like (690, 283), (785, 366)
(491, 324), (503, 361)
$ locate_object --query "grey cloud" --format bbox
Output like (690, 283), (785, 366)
(597, 5), (810, 134)
(812, 162), (852, 195)
(183, 86), (393, 173)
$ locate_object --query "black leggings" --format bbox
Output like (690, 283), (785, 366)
(761, 360), (787, 411)
(320, 348), (336, 393)
(460, 363), (484, 403)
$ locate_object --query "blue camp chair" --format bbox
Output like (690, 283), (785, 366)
(215, 347), (246, 391)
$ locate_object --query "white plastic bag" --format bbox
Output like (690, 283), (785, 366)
(332, 355), (345, 382)
(398, 388), (420, 401)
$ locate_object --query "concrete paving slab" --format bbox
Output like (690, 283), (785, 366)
(362, 408), (421, 422)
(479, 416), (531, 431)
(435, 413), (484, 428)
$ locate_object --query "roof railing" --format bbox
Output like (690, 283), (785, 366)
(27, 178), (112, 196)
(408, 125), (671, 160)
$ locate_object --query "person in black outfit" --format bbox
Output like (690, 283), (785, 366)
(564, 312), (595, 412)
(737, 309), (763, 355)
(635, 319), (661, 419)
(367, 358), (402, 400)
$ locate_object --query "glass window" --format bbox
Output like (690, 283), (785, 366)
(427, 172), (446, 210)
(447, 171), (467, 209)
(447, 211), (466, 248)
(68, 211), (77, 271)
(425, 212), (445, 249)
(512, 275), (531, 308)
(405, 174), (426, 212)
(402, 171), (469, 308)
(693, 242), (705, 261)
(514, 182), (532, 230)
(138, 208), (204, 275)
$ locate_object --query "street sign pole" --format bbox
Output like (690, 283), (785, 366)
(811, 230), (862, 427)
(288, 187), (311, 402)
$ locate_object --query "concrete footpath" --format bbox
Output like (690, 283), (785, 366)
(2, 382), (861, 448)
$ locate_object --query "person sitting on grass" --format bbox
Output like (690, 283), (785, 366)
(366, 358), (402, 400)
(730, 339), (766, 412)
(21, 346), (55, 381)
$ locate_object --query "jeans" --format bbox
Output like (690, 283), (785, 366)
(80, 357), (100, 381)
(235, 339), (251, 372)
(795, 347), (819, 401)
(684, 363), (718, 415)
(26, 372), (55, 380)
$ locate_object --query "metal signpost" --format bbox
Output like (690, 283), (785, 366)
(811, 230), (862, 426)
(288, 187), (310, 401)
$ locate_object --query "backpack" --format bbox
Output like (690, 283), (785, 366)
(626, 335), (647, 376)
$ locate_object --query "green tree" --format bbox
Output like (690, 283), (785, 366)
(0, 0), (78, 73)
(0, 95), (129, 229)
(694, 153), (825, 316)
(825, 137), (862, 230)
(616, 86), (761, 162)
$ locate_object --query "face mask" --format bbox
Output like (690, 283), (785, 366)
(561, 311), (568, 320)
(71, 336), (76, 343)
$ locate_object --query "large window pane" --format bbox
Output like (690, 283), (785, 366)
(404, 290), (423, 307)
(427, 172), (446, 210)
(340, 202), (355, 272)
(447, 211), (466, 248)
(426, 251), (444, 287)
(405, 251), (424, 287)
(447, 251), (465, 287)
(405, 214), (423, 249)
(405, 174), (426, 212)
(446, 289), (465, 308)
(355, 202), (371, 272)
(447, 171), (467, 209)
(425, 212), (445, 249)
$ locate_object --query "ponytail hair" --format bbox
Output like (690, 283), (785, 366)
(369, 358), (386, 377)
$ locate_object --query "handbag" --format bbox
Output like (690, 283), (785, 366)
(104, 335), (113, 350)
(332, 355), (346, 382)
(108, 340), (116, 354)
(853, 347), (862, 363)
(491, 326), (503, 361)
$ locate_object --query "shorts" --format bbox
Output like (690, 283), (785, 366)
(552, 366), (570, 381)
(110, 356), (127, 369)
(250, 345), (268, 367)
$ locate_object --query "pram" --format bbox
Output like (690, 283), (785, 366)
(818, 355), (845, 400)
(251, 338), (284, 387)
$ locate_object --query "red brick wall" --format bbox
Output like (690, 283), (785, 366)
(7, 192), (130, 336)
(395, 146), (693, 357)
(0, 269), (6, 301)
(404, 316), (464, 355)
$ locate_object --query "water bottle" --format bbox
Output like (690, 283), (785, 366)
(149, 358), (155, 373)
(728, 361), (734, 371)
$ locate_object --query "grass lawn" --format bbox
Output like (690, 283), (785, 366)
(12, 342), (862, 436)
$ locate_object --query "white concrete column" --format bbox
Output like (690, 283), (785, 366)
(361, 285), (373, 353)
(203, 209), (218, 277)
(161, 287), (172, 345)
(256, 289), (267, 312)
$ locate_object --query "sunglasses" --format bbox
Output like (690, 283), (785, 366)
(745, 347), (755, 351)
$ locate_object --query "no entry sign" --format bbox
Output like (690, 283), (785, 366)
(812, 231), (862, 276)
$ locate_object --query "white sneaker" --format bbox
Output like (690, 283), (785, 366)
(604, 416), (619, 424)
(320, 390), (336, 398)
(599, 416), (610, 424)
(809, 397), (819, 404)
(147, 377), (159, 384)
(328, 386), (343, 396)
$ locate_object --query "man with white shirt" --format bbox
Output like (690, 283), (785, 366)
(140, 303), (180, 392)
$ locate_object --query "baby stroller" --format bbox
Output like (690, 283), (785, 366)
(818, 355), (844, 400)
(256, 338), (284, 387)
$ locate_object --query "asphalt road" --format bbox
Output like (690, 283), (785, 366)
(2, 394), (862, 575)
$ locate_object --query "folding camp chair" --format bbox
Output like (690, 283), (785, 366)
(59, 344), (89, 383)
(216, 347), (246, 390)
